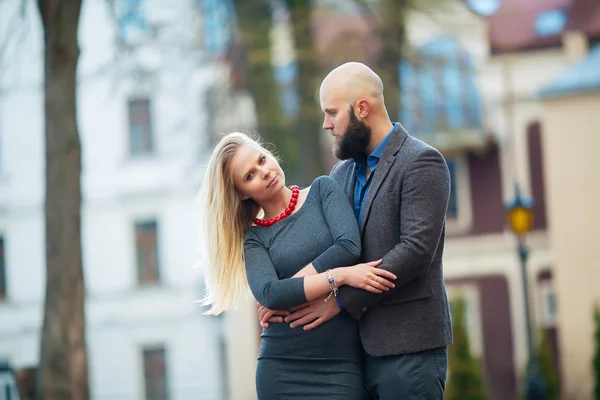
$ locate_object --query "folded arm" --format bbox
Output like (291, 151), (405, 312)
(337, 148), (450, 320)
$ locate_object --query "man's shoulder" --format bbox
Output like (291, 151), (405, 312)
(329, 159), (354, 181)
(400, 133), (446, 164)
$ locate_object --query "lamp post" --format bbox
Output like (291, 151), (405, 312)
(505, 183), (546, 399)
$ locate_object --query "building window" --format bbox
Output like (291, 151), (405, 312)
(118, 0), (148, 42)
(400, 36), (482, 135)
(538, 281), (558, 327)
(0, 236), (5, 300)
(201, 0), (235, 56)
(142, 345), (169, 400)
(444, 155), (473, 233)
(135, 220), (160, 285)
(128, 98), (154, 156)
(447, 284), (483, 358)
(447, 159), (459, 219)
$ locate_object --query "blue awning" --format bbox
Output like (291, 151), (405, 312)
(539, 44), (600, 100)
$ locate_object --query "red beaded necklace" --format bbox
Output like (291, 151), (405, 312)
(254, 185), (299, 227)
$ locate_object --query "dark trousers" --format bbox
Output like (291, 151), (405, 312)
(363, 346), (448, 400)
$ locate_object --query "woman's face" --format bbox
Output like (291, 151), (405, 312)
(229, 143), (285, 203)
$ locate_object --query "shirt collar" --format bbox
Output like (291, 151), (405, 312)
(369, 123), (396, 161)
(355, 123), (396, 169)
(354, 122), (396, 170)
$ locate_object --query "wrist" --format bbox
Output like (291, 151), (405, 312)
(330, 268), (346, 286)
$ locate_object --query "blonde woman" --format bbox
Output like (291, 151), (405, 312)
(199, 132), (396, 400)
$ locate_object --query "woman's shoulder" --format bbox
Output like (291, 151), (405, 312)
(309, 175), (345, 197)
(310, 175), (338, 190)
(244, 227), (261, 242)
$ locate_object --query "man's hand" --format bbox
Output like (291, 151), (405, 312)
(256, 302), (289, 328)
(284, 295), (341, 330)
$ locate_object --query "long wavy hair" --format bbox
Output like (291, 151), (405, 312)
(198, 132), (276, 314)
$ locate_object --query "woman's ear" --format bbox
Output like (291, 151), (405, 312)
(239, 192), (250, 201)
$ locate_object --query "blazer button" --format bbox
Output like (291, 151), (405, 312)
(362, 307), (368, 313)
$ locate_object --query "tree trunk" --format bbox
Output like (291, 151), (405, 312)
(287, 0), (326, 185)
(37, 1), (89, 399)
(377, 0), (407, 123)
(233, 0), (296, 168)
(234, 0), (325, 186)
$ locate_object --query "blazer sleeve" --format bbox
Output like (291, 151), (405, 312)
(336, 148), (450, 321)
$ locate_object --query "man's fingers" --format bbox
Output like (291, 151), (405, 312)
(303, 317), (326, 331)
(258, 308), (268, 320)
(289, 303), (309, 312)
(261, 309), (278, 323)
(289, 313), (318, 329)
(285, 307), (312, 323)
(267, 316), (284, 323)
(260, 308), (289, 322)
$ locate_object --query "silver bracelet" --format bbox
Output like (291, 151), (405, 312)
(325, 269), (338, 302)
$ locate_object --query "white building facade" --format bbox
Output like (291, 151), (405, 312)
(0, 0), (242, 398)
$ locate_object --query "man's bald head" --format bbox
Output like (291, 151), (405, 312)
(320, 62), (394, 159)
(320, 62), (385, 106)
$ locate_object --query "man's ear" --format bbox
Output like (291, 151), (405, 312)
(356, 99), (370, 118)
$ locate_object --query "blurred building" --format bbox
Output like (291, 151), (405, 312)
(538, 42), (600, 399)
(312, 0), (600, 399)
(398, 0), (599, 399)
(2, 0), (597, 399)
(0, 0), (251, 398)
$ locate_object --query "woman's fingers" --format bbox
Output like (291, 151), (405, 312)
(370, 281), (391, 292)
(364, 284), (384, 293)
(373, 268), (397, 281)
(374, 275), (395, 289)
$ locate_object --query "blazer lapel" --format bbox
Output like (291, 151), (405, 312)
(359, 125), (408, 233)
(347, 163), (358, 205)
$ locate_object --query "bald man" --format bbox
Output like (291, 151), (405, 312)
(272, 62), (453, 399)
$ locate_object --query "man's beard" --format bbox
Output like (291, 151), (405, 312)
(334, 107), (371, 160)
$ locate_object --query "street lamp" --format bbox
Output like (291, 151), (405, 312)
(505, 183), (546, 399)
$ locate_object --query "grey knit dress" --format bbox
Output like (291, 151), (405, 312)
(244, 176), (364, 400)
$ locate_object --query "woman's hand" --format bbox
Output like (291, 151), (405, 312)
(334, 260), (396, 293)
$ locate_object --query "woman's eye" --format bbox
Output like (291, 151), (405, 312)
(259, 156), (266, 164)
(246, 173), (253, 181)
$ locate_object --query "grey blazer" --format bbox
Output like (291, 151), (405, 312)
(330, 123), (453, 357)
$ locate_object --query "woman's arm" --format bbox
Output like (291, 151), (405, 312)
(310, 176), (362, 273)
(245, 234), (395, 310)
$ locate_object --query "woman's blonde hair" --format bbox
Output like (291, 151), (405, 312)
(198, 132), (276, 314)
